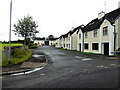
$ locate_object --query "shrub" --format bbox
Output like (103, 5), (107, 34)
(2, 48), (32, 66)
(29, 43), (37, 49)
(12, 48), (31, 58)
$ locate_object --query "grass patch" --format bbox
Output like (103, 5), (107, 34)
(28, 43), (37, 49)
(0, 43), (23, 51)
(75, 51), (99, 55)
(58, 48), (67, 50)
(1, 48), (32, 66)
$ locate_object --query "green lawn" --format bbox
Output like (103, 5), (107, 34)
(0, 43), (23, 51)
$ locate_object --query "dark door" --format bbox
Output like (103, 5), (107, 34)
(45, 41), (49, 45)
(79, 44), (81, 51)
(104, 43), (109, 55)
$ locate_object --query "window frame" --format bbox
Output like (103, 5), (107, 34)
(92, 43), (99, 50)
(84, 43), (89, 49)
(93, 29), (98, 37)
(103, 26), (108, 36)
(79, 33), (81, 39)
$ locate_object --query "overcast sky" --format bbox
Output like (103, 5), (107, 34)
(0, 0), (120, 41)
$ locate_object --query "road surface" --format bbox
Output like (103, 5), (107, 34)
(2, 46), (119, 88)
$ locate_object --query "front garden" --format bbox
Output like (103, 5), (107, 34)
(1, 42), (38, 66)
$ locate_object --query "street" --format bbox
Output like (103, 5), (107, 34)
(2, 46), (119, 88)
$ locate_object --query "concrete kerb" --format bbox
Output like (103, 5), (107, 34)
(1, 52), (49, 76)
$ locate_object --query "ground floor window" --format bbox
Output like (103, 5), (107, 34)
(92, 43), (98, 50)
(84, 43), (88, 49)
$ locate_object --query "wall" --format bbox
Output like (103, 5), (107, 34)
(71, 31), (78, 50)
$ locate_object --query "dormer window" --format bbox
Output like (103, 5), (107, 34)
(103, 26), (108, 35)
(93, 29), (98, 37)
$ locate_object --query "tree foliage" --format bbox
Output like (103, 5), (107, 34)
(13, 15), (39, 46)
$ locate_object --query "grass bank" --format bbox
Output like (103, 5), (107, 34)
(58, 48), (99, 55)
(1, 48), (32, 66)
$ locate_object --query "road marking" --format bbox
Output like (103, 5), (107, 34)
(81, 58), (92, 61)
(40, 73), (45, 76)
(32, 54), (44, 58)
(75, 56), (83, 59)
(97, 65), (105, 68)
(11, 67), (44, 76)
(109, 64), (117, 67)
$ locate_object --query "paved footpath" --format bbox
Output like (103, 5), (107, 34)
(2, 46), (120, 88)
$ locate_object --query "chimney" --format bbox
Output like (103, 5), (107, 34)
(98, 11), (105, 19)
(118, 1), (120, 8)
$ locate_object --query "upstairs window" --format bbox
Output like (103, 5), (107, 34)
(93, 29), (98, 37)
(103, 26), (108, 35)
(79, 34), (81, 39)
(85, 32), (88, 38)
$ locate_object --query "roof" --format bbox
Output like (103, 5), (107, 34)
(70, 26), (83, 35)
(83, 17), (105, 32)
(36, 37), (45, 40)
(76, 25), (85, 34)
(105, 8), (120, 24)
(83, 8), (120, 32)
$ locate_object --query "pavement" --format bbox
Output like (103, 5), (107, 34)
(1, 48), (48, 75)
(2, 46), (120, 88)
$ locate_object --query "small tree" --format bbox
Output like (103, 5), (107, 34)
(13, 15), (39, 48)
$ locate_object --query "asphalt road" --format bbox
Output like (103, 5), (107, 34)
(2, 46), (119, 88)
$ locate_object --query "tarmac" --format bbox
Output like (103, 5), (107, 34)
(0, 49), (48, 76)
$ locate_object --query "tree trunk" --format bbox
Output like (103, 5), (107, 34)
(24, 37), (26, 49)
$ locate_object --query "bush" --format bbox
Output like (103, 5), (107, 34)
(28, 43), (37, 49)
(12, 48), (30, 58)
(2, 48), (32, 66)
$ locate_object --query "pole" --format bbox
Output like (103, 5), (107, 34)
(8, 0), (12, 64)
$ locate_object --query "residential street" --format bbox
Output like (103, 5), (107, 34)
(2, 46), (119, 88)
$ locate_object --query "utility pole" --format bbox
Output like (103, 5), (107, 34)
(8, 0), (12, 64)
(104, 1), (106, 13)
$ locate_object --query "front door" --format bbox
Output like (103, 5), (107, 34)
(79, 43), (81, 51)
(104, 43), (109, 55)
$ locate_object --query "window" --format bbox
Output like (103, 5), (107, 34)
(92, 43), (98, 50)
(103, 26), (108, 35)
(79, 34), (81, 39)
(93, 29), (98, 37)
(84, 43), (89, 49)
(85, 32), (88, 38)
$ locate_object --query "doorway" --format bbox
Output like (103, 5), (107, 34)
(104, 43), (109, 55)
(79, 43), (81, 51)
(45, 41), (49, 45)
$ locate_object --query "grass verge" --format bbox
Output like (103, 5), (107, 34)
(1, 48), (32, 66)
(75, 51), (100, 55)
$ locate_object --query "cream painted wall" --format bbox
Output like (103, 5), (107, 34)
(100, 19), (110, 42)
(84, 29), (100, 53)
(115, 17), (120, 50)
(71, 31), (78, 50)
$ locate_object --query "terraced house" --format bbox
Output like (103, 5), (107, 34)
(77, 8), (120, 56)
(56, 7), (120, 56)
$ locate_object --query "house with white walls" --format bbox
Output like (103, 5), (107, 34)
(77, 25), (84, 51)
(34, 37), (45, 46)
(77, 7), (120, 56)
(70, 26), (80, 50)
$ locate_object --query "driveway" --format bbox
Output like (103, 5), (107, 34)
(2, 46), (119, 88)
